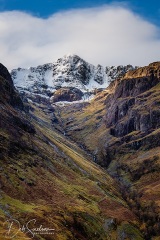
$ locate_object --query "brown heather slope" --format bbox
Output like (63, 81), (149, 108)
(53, 62), (160, 239)
(0, 64), (144, 239)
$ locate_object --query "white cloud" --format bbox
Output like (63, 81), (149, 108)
(0, 5), (160, 69)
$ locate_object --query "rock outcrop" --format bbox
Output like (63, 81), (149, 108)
(123, 61), (160, 79)
(105, 62), (160, 138)
(0, 63), (35, 134)
(0, 63), (23, 109)
(51, 87), (84, 103)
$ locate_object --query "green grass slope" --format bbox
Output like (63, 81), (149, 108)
(0, 97), (143, 239)
(52, 62), (160, 239)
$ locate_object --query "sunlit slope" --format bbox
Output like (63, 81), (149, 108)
(53, 62), (160, 239)
(0, 103), (142, 239)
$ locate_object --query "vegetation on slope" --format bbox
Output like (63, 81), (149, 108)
(53, 62), (160, 239)
(0, 64), (143, 239)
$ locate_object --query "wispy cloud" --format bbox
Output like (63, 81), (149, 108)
(0, 4), (160, 69)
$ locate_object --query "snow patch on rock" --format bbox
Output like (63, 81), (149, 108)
(11, 54), (135, 102)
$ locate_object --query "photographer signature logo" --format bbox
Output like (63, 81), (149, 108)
(3, 218), (55, 239)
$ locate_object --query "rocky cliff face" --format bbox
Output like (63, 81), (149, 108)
(105, 63), (160, 137)
(123, 61), (160, 79)
(0, 63), (35, 141)
(51, 87), (84, 103)
(10, 54), (135, 102)
(0, 63), (23, 109)
(50, 62), (160, 161)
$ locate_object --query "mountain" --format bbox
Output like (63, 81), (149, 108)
(11, 54), (135, 102)
(0, 63), (144, 239)
(53, 61), (160, 239)
(1, 57), (160, 240)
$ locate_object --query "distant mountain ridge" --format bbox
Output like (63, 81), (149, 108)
(11, 54), (135, 102)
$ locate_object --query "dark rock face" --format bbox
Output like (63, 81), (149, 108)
(106, 64), (135, 82)
(76, 61), (91, 85)
(113, 77), (157, 99)
(0, 63), (23, 109)
(105, 63), (160, 138)
(11, 115), (36, 134)
(0, 63), (13, 85)
(51, 87), (84, 103)
(52, 55), (92, 85)
(94, 65), (104, 84)
(20, 91), (51, 105)
(0, 63), (35, 135)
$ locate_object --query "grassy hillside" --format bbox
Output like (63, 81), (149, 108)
(1, 62), (160, 239)
(0, 98), (142, 239)
(52, 62), (160, 239)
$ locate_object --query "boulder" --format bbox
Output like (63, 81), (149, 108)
(51, 87), (84, 103)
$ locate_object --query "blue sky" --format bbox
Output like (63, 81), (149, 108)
(0, 0), (160, 24)
(0, 0), (160, 68)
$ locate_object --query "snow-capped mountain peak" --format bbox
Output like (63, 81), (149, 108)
(11, 54), (135, 102)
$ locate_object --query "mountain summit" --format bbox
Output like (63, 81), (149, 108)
(11, 54), (134, 102)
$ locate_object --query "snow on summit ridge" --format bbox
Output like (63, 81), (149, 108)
(11, 54), (135, 101)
